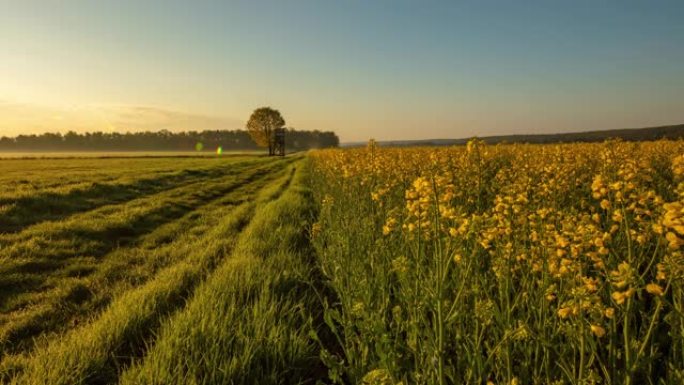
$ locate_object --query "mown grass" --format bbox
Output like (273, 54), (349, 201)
(118, 161), (323, 385)
(2, 160), (302, 384)
(0, 156), (271, 232)
(0, 154), (338, 385)
(0, 158), (296, 355)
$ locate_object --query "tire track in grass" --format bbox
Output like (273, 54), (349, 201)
(2, 162), (300, 385)
(0, 158), (298, 355)
(0, 162), (271, 314)
(0, 163), (282, 354)
(0, 159), (216, 208)
(119, 161), (324, 385)
(0, 157), (272, 233)
(0, 157), (269, 233)
(0, 162), (295, 378)
(0, 158), (288, 286)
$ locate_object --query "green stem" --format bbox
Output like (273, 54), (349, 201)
(579, 323), (585, 385)
(633, 298), (664, 371)
(631, 279), (673, 376)
(428, 175), (446, 385)
(624, 297), (632, 385)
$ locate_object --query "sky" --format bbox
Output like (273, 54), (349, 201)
(1, 1), (683, 142)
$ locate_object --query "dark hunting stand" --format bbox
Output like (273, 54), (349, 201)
(272, 128), (285, 156)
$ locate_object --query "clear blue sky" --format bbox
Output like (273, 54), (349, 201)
(1, 0), (683, 141)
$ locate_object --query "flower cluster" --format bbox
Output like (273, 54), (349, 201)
(310, 139), (684, 385)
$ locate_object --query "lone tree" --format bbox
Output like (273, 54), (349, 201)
(246, 107), (285, 156)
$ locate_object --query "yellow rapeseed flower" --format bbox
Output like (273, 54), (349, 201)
(600, 199), (611, 210)
(590, 324), (606, 338)
(604, 307), (615, 319)
(611, 291), (625, 304)
(645, 283), (664, 296)
(612, 209), (623, 222)
(557, 307), (572, 319)
(611, 288), (634, 305)
(666, 232), (682, 250)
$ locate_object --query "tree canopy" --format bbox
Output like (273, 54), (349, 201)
(246, 107), (285, 155)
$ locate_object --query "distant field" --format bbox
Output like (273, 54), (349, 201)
(0, 151), (264, 159)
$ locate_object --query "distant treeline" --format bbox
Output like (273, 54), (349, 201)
(0, 129), (339, 152)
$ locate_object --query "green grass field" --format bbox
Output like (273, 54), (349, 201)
(0, 154), (329, 384)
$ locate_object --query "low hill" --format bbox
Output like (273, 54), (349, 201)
(343, 123), (684, 147)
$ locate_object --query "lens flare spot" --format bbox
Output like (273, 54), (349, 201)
(216, 146), (223, 155)
(195, 142), (204, 151)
